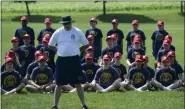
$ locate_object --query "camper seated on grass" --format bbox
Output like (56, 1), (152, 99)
(120, 55), (151, 92)
(152, 56), (184, 91)
(111, 52), (127, 82)
(90, 54), (121, 93)
(1, 57), (25, 95)
(25, 55), (54, 93)
(167, 51), (184, 86)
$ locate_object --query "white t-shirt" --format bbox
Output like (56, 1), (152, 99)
(48, 26), (88, 57)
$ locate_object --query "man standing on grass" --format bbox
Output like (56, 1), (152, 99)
(48, 16), (89, 109)
(15, 16), (35, 46)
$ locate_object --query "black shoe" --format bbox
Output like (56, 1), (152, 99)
(52, 106), (58, 109)
(82, 105), (88, 109)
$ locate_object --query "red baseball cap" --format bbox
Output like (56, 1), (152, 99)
(103, 54), (111, 61)
(35, 50), (43, 57)
(44, 18), (52, 24)
(133, 38), (141, 44)
(167, 51), (175, 57)
(90, 17), (97, 23)
(85, 53), (93, 60)
(11, 37), (19, 43)
(163, 39), (171, 46)
(43, 34), (51, 41)
(37, 55), (47, 62)
(161, 56), (169, 62)
(114, 52), (122, 58)
(164, 35), (172, 43)
(4, 57), (14, 64)
(87, 34), (94, 40)
(142, 55), (148, 61)
(106, 36), (113, 41)
(86, 46), (94, 51)
(6, 50), (16, 58)
(157, 20), (164, 26)
(42, 38), (49, 44)
(111, 33), (118, 40)
(22, 34), (30, 39)
(112, 19), (118, 24)
(21, 16), (28, 22)
(132, 20), (139, 25)
(135, 55), (143, 62)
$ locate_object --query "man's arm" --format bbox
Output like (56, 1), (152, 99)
(48, 30), (58, 52)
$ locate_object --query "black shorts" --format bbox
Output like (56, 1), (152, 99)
(55, 55), (84, 85)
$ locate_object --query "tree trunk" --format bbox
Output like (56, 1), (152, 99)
(103, 1), (106, 16)
(25, 1), (31, 16)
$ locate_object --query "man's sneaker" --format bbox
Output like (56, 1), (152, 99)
(82, 105), (88, 109)
(52, 106), (58, 109)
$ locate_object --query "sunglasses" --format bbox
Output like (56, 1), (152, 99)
(63, 22), (71, 25)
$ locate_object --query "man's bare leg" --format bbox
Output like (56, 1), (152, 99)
(75, 84), (86, 106)
(53, 85), (63, 107)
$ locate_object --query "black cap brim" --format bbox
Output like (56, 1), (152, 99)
(59, 20), (75, 24)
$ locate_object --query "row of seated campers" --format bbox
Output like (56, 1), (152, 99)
(1, 50), (184, 94)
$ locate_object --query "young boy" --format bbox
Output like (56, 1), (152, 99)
(85, 17), (103, 58)
(80, 34), (99, 60)
(111, 52), (127, 81)
(107, 19), (124, 53)
(39, 37), (56, 74)
(25, 56), (54, 93)
(143, 55), (155, 80)
(37, 18), (56, 44)
(25, 50), (43, 80)
(152, 56), (182, 90)
(70, 54), (100, 92)
(126, 38), (145, 68)
(100, 36), (119, 65)
(156, 39), (172, 69)
(151, 20), (169, 59)
(120, 55), (150, 92)
(2, 50), (21, 74)
(158, 35), (175, 51)
(126, 20), (146, 51)
(81, 46), (98, 64)
(90, 55), (121, 93)
(111, 33), (122, 54)
(167, 51), (184, 81)
(1, 57), (25, 95)
(14, 16), (35, 46)
(8, 37), (25, 65)
(36, 32), (51, 50)
(20, 34), (36, 76)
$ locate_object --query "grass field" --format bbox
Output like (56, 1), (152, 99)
(1, 2), (185, 109)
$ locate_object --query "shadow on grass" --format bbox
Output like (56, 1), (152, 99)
(178, 12), (185, 16)
(96, 13), (157, 23)
(12, 15), (62, 23)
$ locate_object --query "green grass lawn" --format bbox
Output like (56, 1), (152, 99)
(2, 91), (184, 109)
(1, 2), (184, 109)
